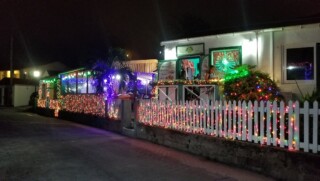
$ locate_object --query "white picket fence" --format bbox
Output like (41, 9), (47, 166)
(138, 99), (320, 154)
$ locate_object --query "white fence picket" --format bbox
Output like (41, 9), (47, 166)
(237, 101), (242, 140)
(312, 101), (318, 153)
(253, 101), (258, 143)
(303, 101), (309, 152)
(288, 101), (294, 150)
(272, 101), (277, 146)
(259, 101), (265, 145)
(248, 101), (253, 142)
(266, 101), (271, 145)
(242, 101), (247, 141)
(228, 101), (232, 138)
(210, 101), (214, 135)
(219, 101), (223, 137)
(224, 101), (228, 137)
(215, 101), (219, 136)
(232, 101), (237, 139)
(279, 101), (285, 147)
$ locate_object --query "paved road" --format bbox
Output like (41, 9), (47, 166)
(0, 108), (274, 181)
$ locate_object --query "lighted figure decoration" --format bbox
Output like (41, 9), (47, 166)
(158, 60), (176, 80)
(181, 59), (195, 80)
(210, 47), (241, 74)
(201, 56), (209, 79)
(92, 60), (135, 99)
(215, 58), (237, 73)
(224, 65), (284, 102)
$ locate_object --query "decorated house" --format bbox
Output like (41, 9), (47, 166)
(160, 22), (320, 101)
(36, 60), (157, 118)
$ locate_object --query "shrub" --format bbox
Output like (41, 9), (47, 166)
(223, 65), (284, 102)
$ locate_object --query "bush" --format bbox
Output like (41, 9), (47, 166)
(224, 65), (284, 102)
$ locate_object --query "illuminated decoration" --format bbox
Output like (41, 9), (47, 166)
(223, 65), (283, 102)
(223, 65), (250, 82)
(37, 77), (58, 108)
(180, 57), (200, 80)
(215, 57), (237, 73)
(138, 99), (302, 153)
(106, 99), (120, 119)
(151, 79), (221, 86)
(176, 43), (204, 57)
(210, 46), (241, 74)
(63, 94), (105, 117)
(37, 99), (46, 108)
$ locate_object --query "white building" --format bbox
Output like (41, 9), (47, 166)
(161, 22), (320, 100)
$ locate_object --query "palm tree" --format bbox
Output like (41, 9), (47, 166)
(92, 47), (134, 97)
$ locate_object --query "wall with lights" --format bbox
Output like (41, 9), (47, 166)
(161, 23), (320, 99)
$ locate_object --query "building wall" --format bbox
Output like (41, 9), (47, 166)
(13, 85), (37, 107)
(162, 23), (320, 99)
(163, 31), (272, 74)
(273, 25), (320, 97)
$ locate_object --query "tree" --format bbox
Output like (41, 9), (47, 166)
(92, 47), (134, 97)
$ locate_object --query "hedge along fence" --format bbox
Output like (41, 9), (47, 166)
(63, 94), (105, 117)
(36, 94), (124, 120)
(138, 99), (320, 154)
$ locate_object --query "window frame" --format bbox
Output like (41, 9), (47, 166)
(283, 43), (316, 84)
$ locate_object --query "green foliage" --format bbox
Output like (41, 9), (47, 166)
(302, 89), (320, 102)
(223, 65), (284, 102)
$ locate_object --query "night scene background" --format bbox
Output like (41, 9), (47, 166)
(0, 0), (320, 69)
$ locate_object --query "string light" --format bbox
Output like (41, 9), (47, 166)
(138, 99), (301, 152)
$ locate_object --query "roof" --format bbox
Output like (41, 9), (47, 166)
(161, 18), (320, 44)
(0, 78), (38, 86)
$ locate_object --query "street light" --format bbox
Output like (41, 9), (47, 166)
(33, 70), (40, 78)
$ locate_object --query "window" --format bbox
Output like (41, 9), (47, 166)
(284, 45), (315, 83)
(88, 73), (96, 93)
(77, 71), (87, 93)
(61, 73), (77, 94)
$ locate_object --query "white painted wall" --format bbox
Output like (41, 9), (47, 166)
(163, 31), (272, 73)
(273, 25), (320, 97)
(13, 85), (37, 107)
(162, 23), (320, 99)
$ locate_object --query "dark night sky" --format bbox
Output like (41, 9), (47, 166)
(0, 0), (320, 69)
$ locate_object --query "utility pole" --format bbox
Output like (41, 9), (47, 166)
(9, 34), (14, 106)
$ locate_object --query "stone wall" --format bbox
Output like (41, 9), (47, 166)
(136, 124), (320, 180)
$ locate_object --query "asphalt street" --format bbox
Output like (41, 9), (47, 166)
(0, 107), (274, 181)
